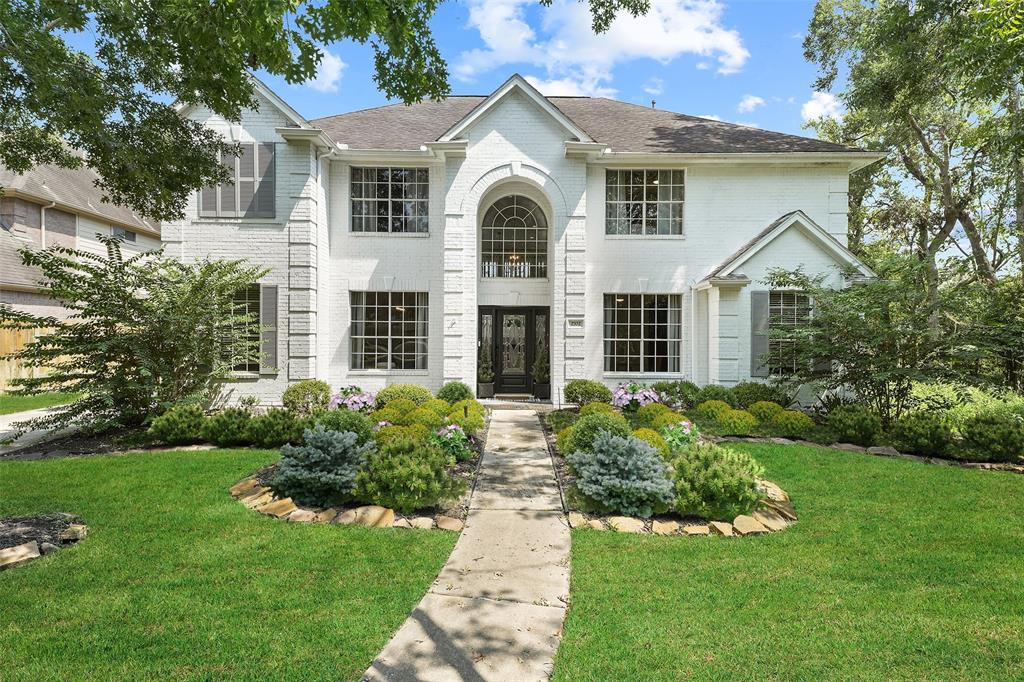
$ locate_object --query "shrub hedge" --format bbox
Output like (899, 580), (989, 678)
(564, 379), (612, 406)
(375, 384), (433, 407)
(281, 379), (331, 415)
(437, 381), (474, 404)
(827, 405), (883, 447)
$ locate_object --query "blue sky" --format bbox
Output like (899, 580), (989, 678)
(258, 0), (842, 136)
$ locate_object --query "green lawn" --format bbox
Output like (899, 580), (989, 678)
(0, 392), (80, 415)
(554, 443), (1024, 681)
(0, 448), (456, 681)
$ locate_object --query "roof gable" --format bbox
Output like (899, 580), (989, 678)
(175, 73), (312, 130)
(703, 210), (875, 282)
(437, 74), (592, 143)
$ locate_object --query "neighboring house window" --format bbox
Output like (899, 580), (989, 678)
(605, 169), (684, 236)
(112, 226), (136, 243)
(480, 195), (548, 279)
(350, 167), (429, 233)
(603, 294), (682, 373)
(198, 142), (276, 219)
(231, 284), (262, 373)
(350, 291), (428, 370)
(767, 290), (812, 376)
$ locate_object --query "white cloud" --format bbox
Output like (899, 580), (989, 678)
(456, 0), (749, 94)
(643, 77), (664, 95)
(524, 74), (616, 97)
(698, 114), (722, 121)
(737, 94), (765, 113)
(696, 62), (710, 70)
(801, 91), (842, 121)
(308, 51), (346, 93)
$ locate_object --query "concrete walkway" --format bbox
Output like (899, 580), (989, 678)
(364, 409), (570, 682)
(0, 407), (66, 456)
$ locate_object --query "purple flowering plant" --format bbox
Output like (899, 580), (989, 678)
(611, 382), (662, 412)
(329, 389), (375, 413)
(660, 419), (701, 450)
(427, 423), (475, 464)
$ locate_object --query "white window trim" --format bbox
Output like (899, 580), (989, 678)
(603, 167), (687, 238)
(349, 166), (431, 235)
(602, 292), (684, 374)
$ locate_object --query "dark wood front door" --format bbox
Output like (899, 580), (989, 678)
(479, 307), (549, 395)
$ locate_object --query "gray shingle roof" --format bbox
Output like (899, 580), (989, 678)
(311, 95), (857, 154)
(0, 160), (159, 235)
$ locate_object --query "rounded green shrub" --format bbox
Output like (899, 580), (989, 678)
(408, 407), (445, 430)
(313, 409), (374, 445)
(355, 440), (467, 514)
(567, 433), (674, 518)
(715, 409), (758, 436)
(556, 426), (575, 454)
(889, 411), (954, 456)
(563, 379), (612, 406)
(671, 442), (764, 521)
(695, 399), (732, 421)
(564, 412), (632, 453)
(748, 400), (785, 423)
(200, 407), (252, 446)
(694, 384), (736, 407)
(580, 402), (618, 417)
(651, 410), (689, 431)
(651, 380), (700, 409)
(450, 398), (486, 416)
(281, 379), (331, 415)
(827, 405), (883, 446)
(546, 409), (579, 433)
(960, 413), (1024, 463)
(447, 403), (485, 435)
(421, 398), (452, 417)
(634, 402), (675, 428)
(730, 382), (790, 409)
(769, 410), (815, 438)
(375, 384), (433, 407)
(148, 404), (205, 445)
(375, 424), (430, 448)
(437, 381), (473, 404)
(270, 425), (373, 506)
(632, 427), (670, 458)
(245, 408), (306, 448)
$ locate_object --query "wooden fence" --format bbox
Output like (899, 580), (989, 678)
(0, 328), (51, 392)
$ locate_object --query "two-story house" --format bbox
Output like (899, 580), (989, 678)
(166, 74), (878, 405)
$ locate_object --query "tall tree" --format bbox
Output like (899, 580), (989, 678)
(0, 0), (649, 221)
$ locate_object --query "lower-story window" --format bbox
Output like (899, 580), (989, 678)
(231, 284), (261, 373)
(768, 290), (811, 376)
(351, 291), (428, 370)
(603, 293), (682, 373)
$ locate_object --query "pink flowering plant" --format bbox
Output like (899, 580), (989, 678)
(611, 382), (662, 412)
(427, 423), (475, 464)
(660, 418), (701, 451)
(329, 387), (375, 413)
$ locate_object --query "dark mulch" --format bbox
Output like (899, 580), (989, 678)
(1, 427), (152, 462)
(0, 514), (81, 550)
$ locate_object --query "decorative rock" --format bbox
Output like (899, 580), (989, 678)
(567, 512), (589, 529)
(757, 480), (789, 503)
(769, 437), (796, 445)
(229, 478), (260, 497)
(288, 509), (317, 523)
(39, 542), (60, 555)
(760, 498), (798, 521)
(409, 517), (435, 530)
(0, 541), (40, 569)
(434, 516), (464, 532)
(587, 519), (606, 531)
(733, 515), (769, 536)
(608, 516), (646, 534)
(867, 445), (900, 457)
(652, 520), (679, 536)
(241, 490), (274, 510)
(753, 509), (789, 532)
(314, 508), (339, 523)
(392, 518), (412, 529)
(334, 509), (357, 525)
(709, 521), (734, 537)
(261, 498), (298, 519)
(58, 524), (88, 542)
(353, 506), (396, 528)
(834, 443), (866, 453)
(683, 524), (710, 536)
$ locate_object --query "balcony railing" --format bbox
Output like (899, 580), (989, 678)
(480, 261), (547, 279)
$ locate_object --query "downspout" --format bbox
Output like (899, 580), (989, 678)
(39, 201), (56, 248)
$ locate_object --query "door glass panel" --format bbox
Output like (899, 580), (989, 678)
(480, 312), (494, 371)
(502, 314), (526, 375)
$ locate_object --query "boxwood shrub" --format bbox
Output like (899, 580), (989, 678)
(748, 400), (785, 423)
(563, 412), (632, 453)
(768, 410), (815, 438)
(437, 381), (473, 404)
(563, 379), (612, 406)
(694, 399), (732, 421)
(694, 384), (736, 407)
(634, 402), (675, 428)
(313, 409), (374, 445)
(375, 384), (433, 407)
(375, 424), (430, 448)
(580, 402), (618, 417)
(729, 381), (790, 409)
(421, 398), (452, 417)
(632, 427), (670, 458)
(715, 408), (758, 436)
(827, 405), (883, 446)
(281, 379), (331, 415)
(546, 409), (579, 433)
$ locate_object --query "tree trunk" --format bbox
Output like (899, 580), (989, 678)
(1008, 77), (1024, 268)
(958, 209), (1000, 285)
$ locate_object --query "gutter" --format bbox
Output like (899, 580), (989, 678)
(39, 200), (56, 248)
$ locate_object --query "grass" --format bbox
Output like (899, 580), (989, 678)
(0, 448), (456, 681)
(554, 442), (1024, 681)
(0, 392), (80, 415)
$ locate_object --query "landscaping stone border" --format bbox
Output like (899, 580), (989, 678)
(0, 514), (89, 571)
(715, 435), (1024, 475)
(564, 479), (797, 537)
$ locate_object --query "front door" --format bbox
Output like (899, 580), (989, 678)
(479, 307), (549, 395)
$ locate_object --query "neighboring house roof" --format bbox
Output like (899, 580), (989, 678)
(0, 158), (159, 236)
(701, 210), (876, 283)
(0, 226), (44, 290)
(312, 75), (859, 154)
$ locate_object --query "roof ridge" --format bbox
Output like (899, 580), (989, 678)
(310, 96), (487, 122)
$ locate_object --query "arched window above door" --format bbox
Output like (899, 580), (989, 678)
(480, 195), (548, 279)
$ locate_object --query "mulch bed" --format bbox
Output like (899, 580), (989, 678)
(1, 427), (154, 462)
(0, 514), (81, 551)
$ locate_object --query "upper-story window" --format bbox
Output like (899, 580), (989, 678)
(480, 195), (548, 279)
(112, 226), (136, 243)
(198, 143), (276, 219)
(605, 169), (684, 236)
(350, 167), (429, 233)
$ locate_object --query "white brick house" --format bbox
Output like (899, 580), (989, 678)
(166, 74), (878, 405)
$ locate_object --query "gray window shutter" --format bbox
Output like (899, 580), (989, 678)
(750, 290), (770, 377)
(199, 186), (218, 217)
(238, 143), (257, 217)
(255, 142), (275, 218)
(260, 285), (278, 373)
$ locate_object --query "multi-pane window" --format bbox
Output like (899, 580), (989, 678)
(768, 290), (812, 376)
(199, 143), (276, 219)
(350, 291), (429, 370)
(480, 195), (548, 278)
(112, 226), (136, 243)
(603, 294), (682, 373)
(605, 169), (684, 236)
(350, 167), (429, 233)
(231, 284), (261, 373)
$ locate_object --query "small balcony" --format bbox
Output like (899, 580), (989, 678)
(480, 260), (547, 279)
